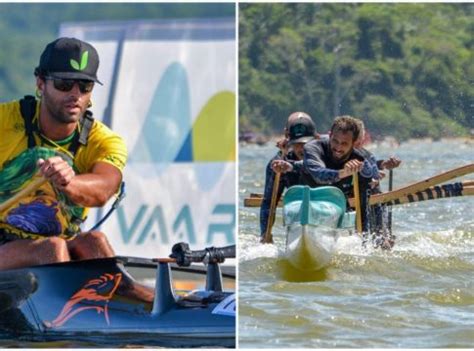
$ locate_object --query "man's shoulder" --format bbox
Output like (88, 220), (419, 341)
(75, 117), (127, 172)
(304, 138), (327, 152)
(88, 118), (124, 141)
(84, 118), (127, 159)
(354, 147), (374, 158)
(0, 100), (20, 107)
(267, 150), (282, 162)
(0, 100), (23, 127)
(0, 100), (21, 116)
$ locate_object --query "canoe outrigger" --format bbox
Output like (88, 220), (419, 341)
(0, 243), (235, 348)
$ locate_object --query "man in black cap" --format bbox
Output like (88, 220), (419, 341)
(0, 38), (131, 274)
(259, 112), (318, 241)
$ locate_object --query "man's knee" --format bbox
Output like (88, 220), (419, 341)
(0, 237), (70, 270)
(68, 231), (114, 259)
(41, 237), (70, 262)
(85, 231), (110, 246)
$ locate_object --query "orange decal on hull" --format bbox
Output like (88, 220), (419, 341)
(44, 273), (122, 328)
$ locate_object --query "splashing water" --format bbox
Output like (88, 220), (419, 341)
(239, 140), (474, 348)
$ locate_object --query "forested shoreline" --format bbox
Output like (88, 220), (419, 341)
(239, 3), (473, 141)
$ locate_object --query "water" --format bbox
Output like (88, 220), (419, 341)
(238, 139), (474, 348)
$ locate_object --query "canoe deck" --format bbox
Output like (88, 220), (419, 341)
(283, 186), (351, 271)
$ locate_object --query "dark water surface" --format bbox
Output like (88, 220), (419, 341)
(238, 139), (474, 348)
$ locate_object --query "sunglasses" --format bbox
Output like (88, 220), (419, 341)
(44, 76), (94, 93)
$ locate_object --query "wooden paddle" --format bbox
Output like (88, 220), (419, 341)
(262, 171), (281, 244)
(0, 176), (47, 212)
(244, 196), (281, 208)
(353, 172), (363, 233)
(387, 169), (393, 231)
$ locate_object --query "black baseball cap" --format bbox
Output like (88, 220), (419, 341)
(34, 37), (102, 84)
(288, 117), (316, 145)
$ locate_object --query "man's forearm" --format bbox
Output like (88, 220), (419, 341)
(307, 165), (340, 184)
(303, 149), (340, 184)
(61, 173), (120, 207)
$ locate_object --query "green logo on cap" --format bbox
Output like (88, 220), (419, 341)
(293, 124), (307, 136)
(70, 51), (89, 71)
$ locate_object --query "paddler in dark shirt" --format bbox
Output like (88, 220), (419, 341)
(274, 115), (380, 234)
(259, 112), (317, 241)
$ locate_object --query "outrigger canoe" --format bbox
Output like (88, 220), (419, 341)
(248, 164), (474, 271)
(283, 185), (354, 271)
(0, 243), (235, 348)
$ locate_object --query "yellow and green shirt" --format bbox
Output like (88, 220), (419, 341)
(0, 99), (128, 239)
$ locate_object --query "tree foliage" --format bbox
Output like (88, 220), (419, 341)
(239, 3), (474, 140)
(0, 3), (234, 102)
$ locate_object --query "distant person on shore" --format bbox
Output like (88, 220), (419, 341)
(259, 112), (317, 242)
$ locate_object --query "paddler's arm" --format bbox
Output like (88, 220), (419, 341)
(338, 159), (364, 179)
(38, 157), (122, 207)
(303, 142), (340, 184)
(260, 156), (286, 236)
(304, 142), (376, 183)
(379, 156), (402, 170)
(285, 159), (304, 173)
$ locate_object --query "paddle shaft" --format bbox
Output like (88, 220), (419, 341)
(353, 172), (363, 233)
(387, 169), (393, 230)
(263, 171), (281, 243)
(0, 176), (47, 212)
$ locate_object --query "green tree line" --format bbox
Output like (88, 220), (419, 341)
(239, 3), (474, 141)
(0, 3), (234, 103)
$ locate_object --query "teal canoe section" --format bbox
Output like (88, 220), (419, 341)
(283, 186), (354, 229)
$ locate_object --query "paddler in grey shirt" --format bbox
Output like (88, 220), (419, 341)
(273, 115), (380, 233)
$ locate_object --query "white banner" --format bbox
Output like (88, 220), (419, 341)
(60, 18), (236, 257)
